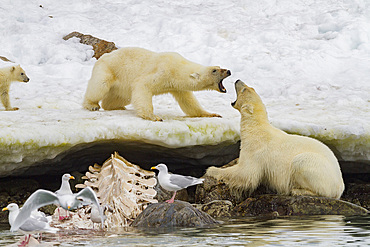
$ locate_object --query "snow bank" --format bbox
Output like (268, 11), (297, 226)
(0, 0), (369, 176)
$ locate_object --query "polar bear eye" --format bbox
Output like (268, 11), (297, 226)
(21, 73), (24, 75)
(212, 69), (217, 73)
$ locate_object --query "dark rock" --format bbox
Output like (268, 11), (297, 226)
(195, 158), (275, 205)
(232, 195), (369, 217)
(131, 201), (219, 228)
(63, 31), (118, 59)
(154, 184), (189, 203)
(195, 175), (240, 205)
(0, 179), (40, 223)
(342, 183), (370, 210)
(0, 192), (10, 224)
(39, 204), (57, 216)
(0, 178), (40, 197)
(195, 159), (241, 205)
(194, 200), (233, 218)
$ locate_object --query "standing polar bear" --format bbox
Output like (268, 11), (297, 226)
(206, 80), (344, 199)
(0, 65), (29, 111)
(83, 47), (231, 121)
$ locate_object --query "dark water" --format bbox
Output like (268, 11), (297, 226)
(0, 215), (369, 246)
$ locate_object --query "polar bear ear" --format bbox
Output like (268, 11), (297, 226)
(10, 66), (15, 72)
(241, 104), (254, 114)
(190, 73), (200, 80)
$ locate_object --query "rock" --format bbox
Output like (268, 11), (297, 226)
(2, 178), (40, 196)
(0, 179), (40, 223)
(341, 183), (370, 210)
(195, 158), (275, 205)
(195, 159), (243, 205)
(39, 204), (57, 216)
(0, 56), (13, 62)
(194, 200), (233, 218)
(195, 174), (239, 204)
(232, 195), (369, 217)
(154, 183), (189, 203)
(63, 31), (117, 59)
(131, 201), (219, 228)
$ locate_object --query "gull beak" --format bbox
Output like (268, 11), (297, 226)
(151, 167), (157, 170)
(70, 176), (75, 180)
(67, 206), (71, 210)
(2, 207), (8, 211)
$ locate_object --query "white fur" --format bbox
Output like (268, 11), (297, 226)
(206, 80), (345, 199)
(83, 47), (230, 121)
(0, 65), (29, 111)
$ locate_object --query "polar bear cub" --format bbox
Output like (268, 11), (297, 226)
(207, 80), (344, 199)
(0, 65), (29, 111)
(83, 47), (231, 121)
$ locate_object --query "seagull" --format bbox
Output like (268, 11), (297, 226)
(89, 204), (113, 229)
(2, 203), (58, 246)
(55, 173), (75, 196)
(10, 187), (105, 232)
(55, 173), (75, 220)
(151, 163), (204, 203)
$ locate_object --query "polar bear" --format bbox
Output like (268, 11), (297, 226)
(83, 47), (231, 121)
(0, 65), (29, 111)
(206, 80), (345, 199)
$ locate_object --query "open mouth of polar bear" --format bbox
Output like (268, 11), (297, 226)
(218, 79), (227, 93)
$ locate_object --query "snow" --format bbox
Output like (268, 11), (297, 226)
(0, 0), (369, 175)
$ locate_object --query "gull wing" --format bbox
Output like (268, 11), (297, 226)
(169, 174), (203, 189)
(20, 217), (58, 234)
(11, 189), (58, 232)
(19, 217), (48, 232)
(76, 187), (105, 228)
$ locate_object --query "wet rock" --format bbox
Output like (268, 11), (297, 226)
(232, 195), (369, 217)
(63, 31), (117, 59)
(341, 183), (370, 210)
(195, 159), (275, 205)
(131, 201), (219, 228)
(195, 159), (242, 205)
(154, 183), (189, 203)
(195, 175), (239, 204)
(194, 200), (233, 218)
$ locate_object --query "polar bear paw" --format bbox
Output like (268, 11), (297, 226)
(84, 103), (100, 111)
(140, 113), (163, 122)
(206, 166), (223, 180)
(5, 107), (19, 111)
(291, 188), (317, 197)
(201, 112), (222, 118)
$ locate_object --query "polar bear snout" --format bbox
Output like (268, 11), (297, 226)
(235, 79), (246, 92)
(217, 69), (231, 93)
(23, 77), (30, 83)
(231, 80), (244, 108)
(231, 79), (254, 109)
(220, 69), (231, 78)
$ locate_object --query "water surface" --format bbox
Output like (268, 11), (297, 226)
(0, 215), (369, 246)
